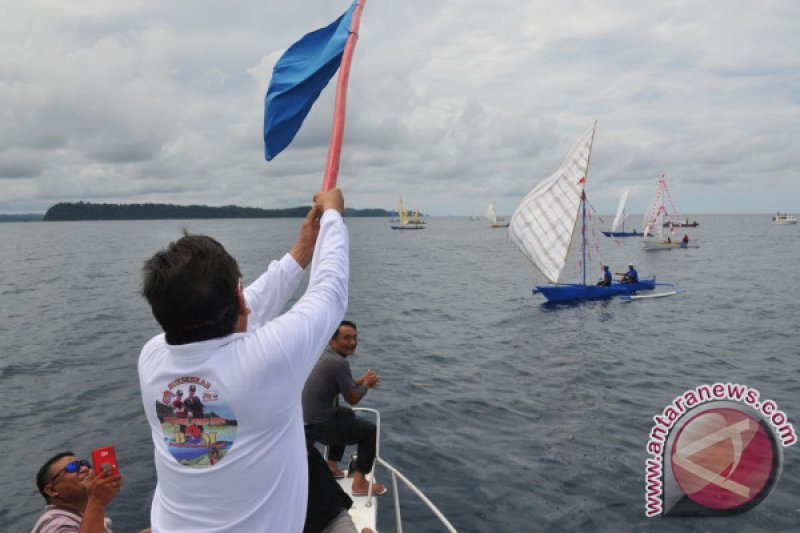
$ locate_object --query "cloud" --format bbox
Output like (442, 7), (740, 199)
(1, 0), (798, 214)
(0, 150), (47, 178)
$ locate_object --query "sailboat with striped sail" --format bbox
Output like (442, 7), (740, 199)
(508, 122), (656, 303)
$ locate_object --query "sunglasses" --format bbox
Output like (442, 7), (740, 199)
(50, 459), (91, 484)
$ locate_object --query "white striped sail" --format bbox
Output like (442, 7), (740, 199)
(508, 123), (596, 284)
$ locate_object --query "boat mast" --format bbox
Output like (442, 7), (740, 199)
(580, 121), (597, 286)
(581, 190), (587, 285)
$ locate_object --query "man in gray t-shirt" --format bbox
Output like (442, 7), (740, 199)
(302, 320), (387, 496)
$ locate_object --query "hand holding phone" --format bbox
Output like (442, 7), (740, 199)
(91, 446), (119, 476)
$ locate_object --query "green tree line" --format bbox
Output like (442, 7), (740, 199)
(43, 202), (390, 221)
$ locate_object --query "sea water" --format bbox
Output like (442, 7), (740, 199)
(1, 215), (798, 532)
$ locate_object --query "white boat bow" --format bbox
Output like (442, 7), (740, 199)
(334, 408), (458, 533)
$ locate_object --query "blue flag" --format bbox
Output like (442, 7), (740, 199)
(263, 2), (357, 161)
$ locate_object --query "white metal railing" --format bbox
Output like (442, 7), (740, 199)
(353, 407), (457, 532)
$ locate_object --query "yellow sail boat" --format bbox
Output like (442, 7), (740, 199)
(391, 196), (425, 229)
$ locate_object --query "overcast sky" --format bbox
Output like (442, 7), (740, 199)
(2, 0), (798, 216)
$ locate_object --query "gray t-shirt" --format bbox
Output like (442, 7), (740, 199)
(302, 346), (361, 424)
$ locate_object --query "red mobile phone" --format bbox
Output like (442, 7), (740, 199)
(91, 446), (119, 475)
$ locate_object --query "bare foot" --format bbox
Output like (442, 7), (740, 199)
(352, 481), (387, 496)
(326, 459), (344, 478)
(361, 529), (375, 533)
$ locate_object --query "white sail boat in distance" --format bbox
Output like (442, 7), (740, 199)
(601, 187), (641, 237)
(485, 202), (509, 228)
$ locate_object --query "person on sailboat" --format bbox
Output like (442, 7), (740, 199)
(597, 265), (612, 287)
(618, 264), (638, 283)
(682, 234), (689, 244)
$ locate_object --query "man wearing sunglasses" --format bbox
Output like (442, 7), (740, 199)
(31, 452), (122, 533)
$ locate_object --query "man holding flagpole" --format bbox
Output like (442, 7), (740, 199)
(139, 188), (348, 532)
(137, 1), (369, 529)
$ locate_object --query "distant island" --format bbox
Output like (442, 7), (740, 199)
(41, 202), (391, 221)
(0, 214), (43, 222)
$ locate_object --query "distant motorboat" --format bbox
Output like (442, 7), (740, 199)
(663, 216), (699, 228)
(772, 212), (797, 224)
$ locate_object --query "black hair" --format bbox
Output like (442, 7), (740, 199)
(142, 233), (242, 345)
(331, 320), (357, 340)
(36, 451), (74, 501)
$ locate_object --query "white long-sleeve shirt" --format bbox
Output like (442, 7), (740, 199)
(138, 210), (349, 532)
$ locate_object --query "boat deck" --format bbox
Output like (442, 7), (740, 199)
(338, 471), (378, 532)
(324, 408), (457, 533)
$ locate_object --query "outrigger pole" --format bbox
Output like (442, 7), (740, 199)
(322, 0), (367, 192)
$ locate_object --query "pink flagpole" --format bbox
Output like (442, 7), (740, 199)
(322, 0), (366, 192)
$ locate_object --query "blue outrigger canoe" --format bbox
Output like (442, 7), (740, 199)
(600, 230), (644, 237)
(534, 276), (656, 303)
(508, 123), (671, 305)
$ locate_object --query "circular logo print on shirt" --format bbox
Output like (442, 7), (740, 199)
(670, 407), (779, 513)
(155, 377), (237, 468)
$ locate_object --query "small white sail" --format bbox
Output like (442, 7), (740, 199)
(485, 202), (498, 225)
(508, 122), (597, 284)
(610, 187), (630, 232)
